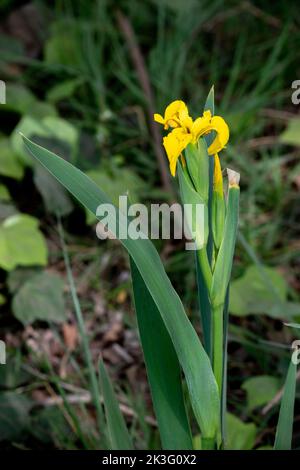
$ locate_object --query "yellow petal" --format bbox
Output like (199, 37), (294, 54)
(154, 113), (165, 125)
(163, 128), (192, 176)
(208, 116), (229, 155)
(191, 112), (212, 140)
(164, 100), (188, 121)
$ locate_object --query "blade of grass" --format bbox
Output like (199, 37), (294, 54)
(42, 356), (91, 449)
(57, 217), (106, 446)
(98, 357), (133, 450)
(130, 258), (192, 449)
(274, 358), (297, 450)
(23, 135), (220, 440)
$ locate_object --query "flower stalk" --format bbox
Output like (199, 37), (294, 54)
(154, 95), (239, 446)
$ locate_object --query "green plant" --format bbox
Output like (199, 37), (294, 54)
(21, 87), (297, 450)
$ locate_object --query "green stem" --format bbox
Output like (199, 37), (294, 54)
(212, 303), (224, 397)
(197, 248), (212, 291)
(201, 437), (216, 450)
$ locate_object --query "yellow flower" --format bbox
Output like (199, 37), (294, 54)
(154, 100), (190, 130)
(154, 103), (229, 176)
(163, 128), (193, 176)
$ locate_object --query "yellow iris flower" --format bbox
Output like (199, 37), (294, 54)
(154, 101), (229, 176)
(154, 100), (191, 130)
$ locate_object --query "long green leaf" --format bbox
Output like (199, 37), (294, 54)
(204, 85), (215, 264)
(274, 359), (297, 450)
(195, 86), (215, 359)
(99, 358), (133, 450)
(130, 259), (192, 449)
(22, 135), (220, 439)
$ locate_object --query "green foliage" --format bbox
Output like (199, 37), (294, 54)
(85, 166), (144, 224)
(230, 265), (300, 318)
(0, 139), (24, 180)
(242, 375), (280, 411)
(5, 83), (36, 115)
(0, 184), (11, 201)
(226, 413), (257, 450)
(178, 163), (208, 250)
(130, 259), (192, 449)
(33, 165), (74, 216)
(12, 116), (78, 165)
(0, 214), (48, 271)
(0, 0), (299, 451)
(280, 118), (300, 147)
(0, 392), (31, 441)
(12, 271), (66, 325)
(23, 135), (221, 441)
(99, 358), (133, 450)
(274, 360), (297, 450)
(46, 79), (83, 104)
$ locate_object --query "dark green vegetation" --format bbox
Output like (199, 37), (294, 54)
(0, 0), (299, 449)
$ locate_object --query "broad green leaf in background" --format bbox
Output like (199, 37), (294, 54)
(4, 83), (57, 118)
(229, 264), (300, 318)
(226, 413), (257, 450)
(0, 139), (24, 180)
(28, 102), (58, 120)
(34, 165), (74, 216)
(7, 267), (41, 293)
(130, 259), (192, 449)
(12, 271), (66, 325)
(23, 136), (220, 440)
(85, 168), (144, 224)
(274, 359), (297, 450)
(5, 83), (36, 114)
(280, 118), (300, 147)
(0, 183), (13, 222)
(242, 375), (280, 411)
(12, 116), (78, 165)
(0, 184), (11, 201)
(0, 214), (48, 271)
(99, 358), (133, 450)
(0, 203), (17, 221)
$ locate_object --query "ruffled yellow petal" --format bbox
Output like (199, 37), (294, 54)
(191, 111), (212, 140)
(164, 100), (188, 121)
(207, 116), (229, 155)
(163, 128), (193, 176)
(154, 100), (190, 130)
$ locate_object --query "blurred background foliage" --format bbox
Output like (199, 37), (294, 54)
(0, 0), (300, 449)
